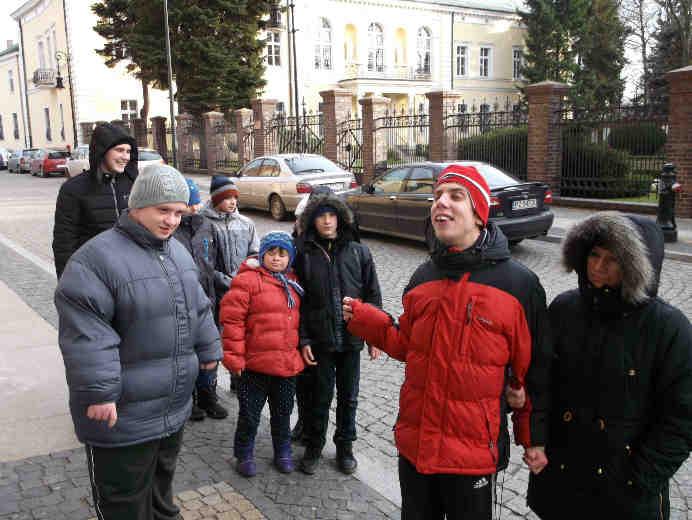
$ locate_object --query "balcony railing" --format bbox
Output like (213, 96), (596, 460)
(341, 63), (432, 82)
(32, 68), (56, 86)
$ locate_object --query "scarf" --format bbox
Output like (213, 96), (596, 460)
(271, 271), (304, 309)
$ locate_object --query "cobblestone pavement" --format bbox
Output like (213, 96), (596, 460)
(0, 173), (690, 519)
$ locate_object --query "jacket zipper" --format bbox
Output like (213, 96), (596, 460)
(110, 179), (120, 218)
(156, 251), (178, 433)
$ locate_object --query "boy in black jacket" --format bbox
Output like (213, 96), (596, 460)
(294, 193), (382, 475)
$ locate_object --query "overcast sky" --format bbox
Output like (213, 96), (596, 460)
(0, 1), (23, 50)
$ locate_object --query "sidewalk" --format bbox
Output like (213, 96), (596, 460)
(0, 278), (399, 520)
(541, 206), (692, 262)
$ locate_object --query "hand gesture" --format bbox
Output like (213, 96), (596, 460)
(523, 446), (548, 474)
(368, 345), (381, 360)
(86, 402), (118, 428)
(302, 345), (317, 366)
(505, 385), (526, 409)
(200, 361), (218, 370)
(342, 297), (354, 322)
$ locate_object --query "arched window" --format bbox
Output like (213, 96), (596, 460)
(416, 27), (431, 75)
(368, 23), (384, 72)
(314, 18), (332, 70)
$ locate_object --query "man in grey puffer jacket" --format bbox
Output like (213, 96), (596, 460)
(55, 164), (222, 520)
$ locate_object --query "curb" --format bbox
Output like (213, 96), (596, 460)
(535, 234), (692, 264)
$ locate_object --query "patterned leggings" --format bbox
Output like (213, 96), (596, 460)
(234, 370), (296, 454)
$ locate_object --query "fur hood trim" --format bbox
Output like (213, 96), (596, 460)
(295, 193), (355, 238)
(563, 211), (658, 305)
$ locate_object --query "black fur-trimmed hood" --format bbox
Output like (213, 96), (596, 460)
(562, 211), (664, 305)
(295, 192), (356, 240)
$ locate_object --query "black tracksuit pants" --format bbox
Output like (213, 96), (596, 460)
(85, 428), (183, 520)
(398, 456), (493, 520)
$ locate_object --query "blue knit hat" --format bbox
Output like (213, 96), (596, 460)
(185, 178), (201, 206)
(313, 204), (338, 222)
(259, 231), (296, 269)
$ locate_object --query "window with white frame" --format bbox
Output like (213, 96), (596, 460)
(368, 23), (384, 72)
(8, 70), (14, 93)
(417, 27), (432, 74)
(44, 107), (51, 141)
(513, 48), (523, 80)
(455, 44), (468, 76)
(38, 40), (46, 69)
(60, 103), (65, 141)
(479, 46), (492, 78)
(267, 32), (281, 66)
(314, 18), (332, 70)
(12, 113), (19, 139)
(121, 99), (138, 122)
(45, 33), (53, 68)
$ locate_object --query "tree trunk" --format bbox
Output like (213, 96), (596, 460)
(140, 79), (150, 122)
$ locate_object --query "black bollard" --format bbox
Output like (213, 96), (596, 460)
(656, 163), (680, 243)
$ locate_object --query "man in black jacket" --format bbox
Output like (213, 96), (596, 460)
(52, 123), (138, 278)
(294, 192), (382, 475)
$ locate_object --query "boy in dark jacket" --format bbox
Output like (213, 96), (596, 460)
(294, 193), (382, 475)
(52, 123), (138, 278)
(174, 178), (228, 421)
(344, 165), (552, 519)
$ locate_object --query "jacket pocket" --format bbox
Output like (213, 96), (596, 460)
(480, 400), (499, 465)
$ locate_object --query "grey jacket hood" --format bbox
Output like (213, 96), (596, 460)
(562, 211), (664, 305)
(296, 192), (356, 240)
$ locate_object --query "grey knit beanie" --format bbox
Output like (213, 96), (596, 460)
(128, 164), (190, 209)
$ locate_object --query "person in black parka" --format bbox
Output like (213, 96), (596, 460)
(52, 123), (138, 278)
(294, 192), (382, 475)
(527, 211), (692, 520)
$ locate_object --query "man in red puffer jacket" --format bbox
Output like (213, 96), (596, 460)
(343, 165), (553, 520)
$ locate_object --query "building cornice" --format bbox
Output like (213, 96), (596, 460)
(11, 0), (52, 24)
(328, 0), (521, 22)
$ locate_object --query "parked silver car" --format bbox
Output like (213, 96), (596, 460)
(65, 145), (90, 178)
(233, 154), (357, 220)
(0, 148), (10, 170)
(7, 150), (21, 173)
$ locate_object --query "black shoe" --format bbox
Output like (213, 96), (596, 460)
(336, 442), (358, 474)
(198, 385), (229, 420)
(190, 390), (205, 421)
(299, 446), (322, 475)
(291, 419), (304, 443)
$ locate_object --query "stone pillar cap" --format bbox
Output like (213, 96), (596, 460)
(359, 96), (391, 105)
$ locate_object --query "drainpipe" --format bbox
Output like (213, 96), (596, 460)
(286, 0), (294, 116)
(450, 12), (454, 90)
(18, 19), (33, 148)
(15, 53), (28, 147)
(61, 0), (78, 148)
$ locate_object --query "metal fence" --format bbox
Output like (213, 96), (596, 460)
(558, 105), (667, 199)
(375, 109), (429, 169)
(183, 118), (206, 170)
(214, 119), (241, 172)
(446, 105), (528, 179)
(265, 111), (324, 155)
(241, 118), (254, 166)
(336, 115), (363, 178)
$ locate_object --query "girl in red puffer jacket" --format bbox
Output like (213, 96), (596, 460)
(220, 231), (305, 477)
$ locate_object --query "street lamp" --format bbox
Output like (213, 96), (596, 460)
(55, 50), (67, 89)
(164, 0), (178, 168)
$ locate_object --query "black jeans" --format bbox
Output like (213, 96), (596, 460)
(306, 349), (360, 450)
(398, 456), (493, 520)
(86, 428), (183, 520)
(234, 370), (296, 453)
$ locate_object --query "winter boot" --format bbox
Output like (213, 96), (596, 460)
(189, 389), (206, 421)
(336, 442), (358, 475)
(273, 440), (295, 473)
(198, 381), (229, 420)
(234, 442), (257, 478)
(299, 445), (322, 475)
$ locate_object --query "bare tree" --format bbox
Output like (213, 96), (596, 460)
(657, 0), (692, 66)
(621, 0), (659, 101)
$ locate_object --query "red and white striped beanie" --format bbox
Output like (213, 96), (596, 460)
(435, 164), (491, 225)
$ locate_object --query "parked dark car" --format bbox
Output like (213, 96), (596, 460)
(346, 161), (554, 250)
(30, 149), (70, 177)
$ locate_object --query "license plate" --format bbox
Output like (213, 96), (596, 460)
(512, 198), (537, 210)
(325, 183), (344, 191)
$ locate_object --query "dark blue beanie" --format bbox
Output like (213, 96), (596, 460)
(259, 231), (296, 269)
(313, 204), (338, 221)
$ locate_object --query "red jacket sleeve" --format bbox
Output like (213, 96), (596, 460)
(347, 299), (410, 362)
(219, 272), (254, 373)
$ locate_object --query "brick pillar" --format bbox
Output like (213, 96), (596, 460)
(133, 118), (148, 148)
(525, 81), (569, 193)
(665, 65), (692, 218)
(320, 89), (352, 164)
(150, 116), (168, 162)
(234, 108), (254, 164)
(203, 111), (224, 174)
(427, 91), (463, 162)
(251, 98), (278, 157)
(175, 113), (194, 169)
(359, 96), (391, 185)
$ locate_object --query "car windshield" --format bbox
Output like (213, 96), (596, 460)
(139, 150), (162, 161)
(48, 151), (70, 159)
(436, 163), (519, 189)
(285, 156), (342, 175)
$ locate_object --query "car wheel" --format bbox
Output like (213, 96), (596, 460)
(508, 239), (523, 247)
(269, 195), (286, 221)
